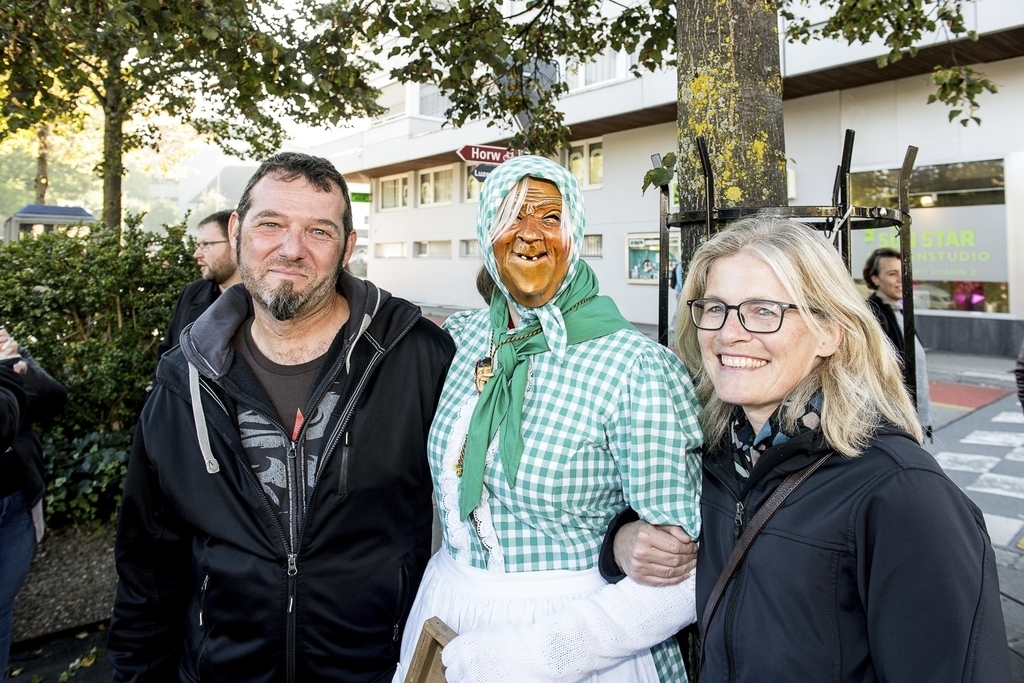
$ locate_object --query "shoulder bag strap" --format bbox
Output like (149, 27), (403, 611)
(698, 451), (832, 670)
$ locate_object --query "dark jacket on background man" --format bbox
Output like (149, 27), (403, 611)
(108, 273), (455, 683)
(0, 349), (67, 507)
(865, 292), (904, 359)
(696, 426), (1010, 682)
(866, 292), (920, 407)
(156, 279), (222, 359)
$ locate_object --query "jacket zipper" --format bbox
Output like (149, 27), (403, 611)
(286, 552), (298, 682)
(198, 574), (210, 627)
(393, 565), (408, 650)
(338, 432), (351, 495)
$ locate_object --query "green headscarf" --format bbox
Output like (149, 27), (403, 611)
(460, 156), (633, 519)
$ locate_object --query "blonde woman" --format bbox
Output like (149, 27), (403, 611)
(605, 217), (1010, 682)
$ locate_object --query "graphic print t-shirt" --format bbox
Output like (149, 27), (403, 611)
(232, 319), (341, 548)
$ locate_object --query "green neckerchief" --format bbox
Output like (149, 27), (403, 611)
(460, 262), (633, 519)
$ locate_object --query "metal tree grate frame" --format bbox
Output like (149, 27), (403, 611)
(655, 129), (920, 405)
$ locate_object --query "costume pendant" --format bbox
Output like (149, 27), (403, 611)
(455, 437), (467, 477)
(474, 357), (494, 394)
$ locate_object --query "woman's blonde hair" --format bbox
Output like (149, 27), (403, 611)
(675, 216), (923, 456)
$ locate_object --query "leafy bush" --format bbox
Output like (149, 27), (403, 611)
(42, 428), (132, 527)
(0, 214), (198, 527)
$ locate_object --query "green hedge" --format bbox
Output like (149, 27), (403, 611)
(0, 215), (197, 527)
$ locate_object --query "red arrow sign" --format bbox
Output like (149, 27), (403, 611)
(456, 145), (520, 164)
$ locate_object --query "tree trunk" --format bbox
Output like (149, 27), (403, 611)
(34, 124), (50, 204)
(101, 62), (126, 229)
(675, 0), (788, 271)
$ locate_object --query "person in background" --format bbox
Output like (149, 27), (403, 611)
(0, 327), (67, 678)
(156, 210), (241, 360)
(395, 156), (701, 683)
(607, 217), (1009, 682)
(863, 247), (934, 434)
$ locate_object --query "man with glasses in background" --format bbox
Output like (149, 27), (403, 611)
(157, 210), (242, 360)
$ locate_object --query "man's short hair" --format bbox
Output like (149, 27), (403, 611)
(863, 247), (901, 291)
(235, 152), (353, 241)
(198, 210), (233, 239)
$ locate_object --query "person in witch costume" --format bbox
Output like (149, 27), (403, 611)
(393, 156), (703, 683)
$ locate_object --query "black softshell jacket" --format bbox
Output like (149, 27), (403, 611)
(108, 273), (454, 683)
(698, 426), (1011, 683)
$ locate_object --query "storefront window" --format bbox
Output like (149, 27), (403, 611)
(851, 159), (1007, 314)
(626, 233), (680, 284)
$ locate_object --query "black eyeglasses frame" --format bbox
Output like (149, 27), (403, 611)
(685, 298), (800, 334)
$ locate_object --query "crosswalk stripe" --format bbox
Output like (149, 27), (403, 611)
(1006, 447), (1024, 462)
(992, 411), (1024, 424)
(983, 513), (1024, 547)
(961, 431), (1024, 448)
(967, 473), (1024, 500)
(933, 452), (1002, 473)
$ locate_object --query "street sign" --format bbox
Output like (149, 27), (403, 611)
(456, 145), (520, 164)
(470, 164), (497, 182)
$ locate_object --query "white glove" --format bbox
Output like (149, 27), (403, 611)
(441, 572), (696, 683)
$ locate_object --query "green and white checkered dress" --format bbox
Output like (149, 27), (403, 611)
(432, 311), (702, 571)
(426, 156), (702, 681)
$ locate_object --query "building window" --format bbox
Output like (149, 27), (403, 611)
(460, 239), (481, 257)
(565, 48), (622, 90)
(505, 0), (528, 16)
(413, 240), (452, 258)
(851, 159), (1007, 314)
(580, 234), (603, 258)
(418, 83), (451, 118)
(377, 82), (406, 119)
(566, 139), (603, 188)
(419, 167), (454, 206)
(375, 242), (406, 258)
(380, 175), (408, 210)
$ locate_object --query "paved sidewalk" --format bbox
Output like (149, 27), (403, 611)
(919, 351), (1024, 679)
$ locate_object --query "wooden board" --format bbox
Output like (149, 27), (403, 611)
(403, 617), (458, 683)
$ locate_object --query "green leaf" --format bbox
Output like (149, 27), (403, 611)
(641, 166), (674, 194)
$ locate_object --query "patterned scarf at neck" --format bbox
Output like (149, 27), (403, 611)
(729, 393), (823, 480)
(460, 260), (632, 519)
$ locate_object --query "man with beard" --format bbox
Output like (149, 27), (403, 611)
(108, 152), (455, 683)
(156, 210), (241, 360)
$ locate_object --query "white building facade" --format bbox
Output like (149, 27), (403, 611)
(314, 0), (1024, 356)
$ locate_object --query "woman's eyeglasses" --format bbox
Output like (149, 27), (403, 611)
(686, 298), (799, 333)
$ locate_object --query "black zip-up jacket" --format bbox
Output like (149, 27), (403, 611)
(156, 279), (221, 360)
(108, 273), (454, 683)
(698, 426), (1011, 682)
